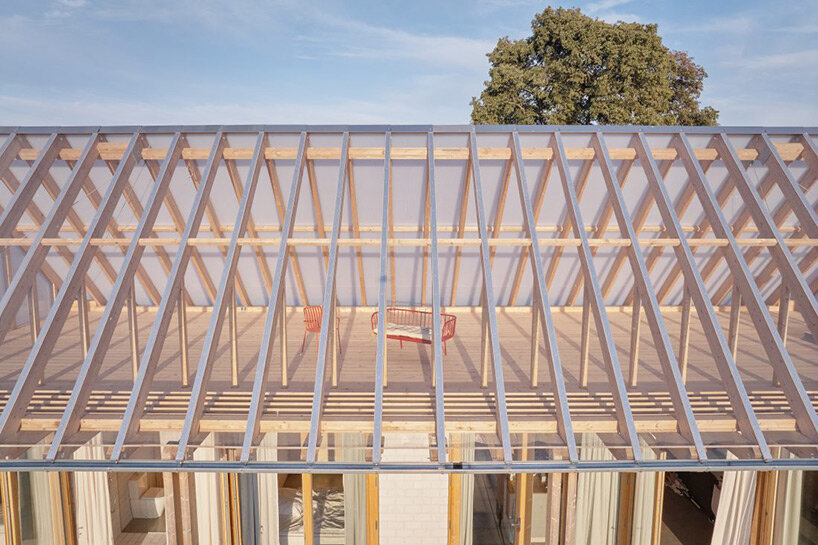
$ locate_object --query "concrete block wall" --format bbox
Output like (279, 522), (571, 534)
(378, 434), (448, 545)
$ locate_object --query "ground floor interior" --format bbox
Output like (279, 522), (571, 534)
(0, 434), (816, 545)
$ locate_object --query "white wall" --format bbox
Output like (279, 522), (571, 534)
(378, 434), (448, 545)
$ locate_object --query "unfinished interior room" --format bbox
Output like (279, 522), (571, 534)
(0, 124), (815, 544)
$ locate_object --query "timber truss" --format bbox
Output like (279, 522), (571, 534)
(0, 125), (816, 472)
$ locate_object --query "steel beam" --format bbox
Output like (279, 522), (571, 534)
(593, 131), (705, 461)
(240, 132), (308, 463)
(635, 132), (771, 460)
(306, 132), (350, 463)
(510, 131), (577, 463)
(552, 131), (640, 460)
(167, 132), (265, 462)
(43, 132), (183, 459)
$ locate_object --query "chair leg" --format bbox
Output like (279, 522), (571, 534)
(444, 341), (447, 356)
(399, 339), (403, 350)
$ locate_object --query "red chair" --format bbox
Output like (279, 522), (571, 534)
(300, 306), (341, 356)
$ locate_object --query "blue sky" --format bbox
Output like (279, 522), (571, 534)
(1, 0), (817, 126)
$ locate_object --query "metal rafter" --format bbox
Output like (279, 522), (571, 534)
(372, 132), (391, 465)
(713, 134), (818, 343)
(634, 132), (771, 460)
(552, 131), (641, 460)
(44, 133), (184, 459)
(240, 132), (308, 463)
(306, 132), (350, 463)
(429, 132), (449, 464)
(0, 133), (101, 347)
(0, 131), (147, 443)
(593, 131), (705, 460)
(60, 132), (223, 461)
(510, 131), (577, 463)
(165, 132), (266, 462)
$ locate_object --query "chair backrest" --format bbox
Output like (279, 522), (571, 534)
(303, 306), (323, 332)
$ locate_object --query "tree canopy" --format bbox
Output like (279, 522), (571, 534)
(471, 8), (718, 126)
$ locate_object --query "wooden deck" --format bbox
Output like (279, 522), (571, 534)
(0, 305), (815, 460)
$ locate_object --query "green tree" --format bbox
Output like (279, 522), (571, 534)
(471, 8), (718, 125)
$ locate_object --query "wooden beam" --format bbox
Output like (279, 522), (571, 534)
(617, 473), (636, 545)
(18, 142), (805, 163)
(187, 149), (250, 306)
(749, 471), (778, 545)
(347, 159), (367, 305)
(303, 473), (314, 545)
(266, 158), (308, 305)
(508, 159), (552, 306)
(449, 158), (472, 306)
(225, 157), (273, 293)
(566, 158), (634, 306)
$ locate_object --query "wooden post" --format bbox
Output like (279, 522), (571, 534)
(530, 303), (540, 388)
(230, 284), (238, 387)
(728, 287), (741, 361)
(331, 301), (338, 388)
(561, 472), (577, 545)
(28, 284), (40, 345)
(59, 472), (77, 545)
(545, 471), (562, 545)
(163, 447), (181, 544)
(650, 454), (667, 545)
(579, 285), (591, 388)
(629, 289), (641, 388)
(303, 474), (314, 545)
(366, 474), (380, 545)
(127, 283), (139, 381)
(480, 301), (489, 388)
(281, 296), (288, 388)
(447, 440), (462, 545)
(515, 434), (532, 545)
(178, 472), (198, 545)
(750, 471), (778, 545)
(774, 288), (790, 386)
(178, 290), (189, 387)
(617, 473), (637, 545)
(78, 283), (90, 358)
(679, 285), (692, 384)
(0, 472), (21, 545)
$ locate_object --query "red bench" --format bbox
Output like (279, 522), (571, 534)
(370, 307), (457, 355)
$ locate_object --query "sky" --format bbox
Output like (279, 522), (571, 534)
(1, 0), (817, 126)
